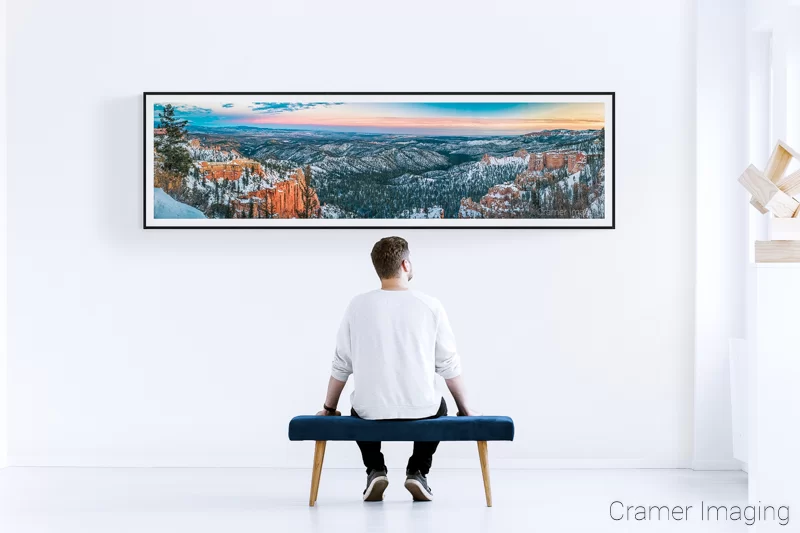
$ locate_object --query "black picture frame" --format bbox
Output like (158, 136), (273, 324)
(143, 92), (615, 230)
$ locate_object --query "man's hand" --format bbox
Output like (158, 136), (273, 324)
(317, 376), (347, 417)
(445, 375), (479, 417)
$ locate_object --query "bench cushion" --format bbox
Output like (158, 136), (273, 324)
(288, 415), (514, 442)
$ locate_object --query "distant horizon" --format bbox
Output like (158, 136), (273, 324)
(154, 101), (605, 137)
(165, 122), (603, 138)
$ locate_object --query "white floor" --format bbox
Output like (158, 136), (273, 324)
(0, 467), (748, 532)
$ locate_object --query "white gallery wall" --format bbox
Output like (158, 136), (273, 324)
(1, 0), (8, 469)
(7, 0), (697, 468)
(693, 0), (748, 471)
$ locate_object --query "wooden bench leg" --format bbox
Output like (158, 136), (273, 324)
(309, 440), (326, 506)
(477, 440), (492, 507)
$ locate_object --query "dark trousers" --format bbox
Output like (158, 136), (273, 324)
(351, 397), (448, 475)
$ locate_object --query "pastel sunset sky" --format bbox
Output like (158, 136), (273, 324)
(155, 101), (605, 136)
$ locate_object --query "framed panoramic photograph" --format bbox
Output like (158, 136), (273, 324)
(143, 92), (614, 229)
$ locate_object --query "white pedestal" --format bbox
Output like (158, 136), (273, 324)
(768, 218), (800, 240)
(747, 263), (800, 523)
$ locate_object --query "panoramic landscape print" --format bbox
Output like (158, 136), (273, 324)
(144, 93), (614, 228)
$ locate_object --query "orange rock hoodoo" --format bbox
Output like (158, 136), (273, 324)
(230, 168), (320, 219)
(527, 150), (587, 174)
(479, 184), (520, 212)
(458, 183), (522, 219)
(480, 150), (587, 174)
(530, 153), (544, 171)
(199, 159), (266, 181)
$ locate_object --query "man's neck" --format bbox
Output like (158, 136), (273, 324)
(380, 278), (409, 291)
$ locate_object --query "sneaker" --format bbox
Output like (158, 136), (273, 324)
(363, 468), (389, 502)
(404, 471), (433, 501)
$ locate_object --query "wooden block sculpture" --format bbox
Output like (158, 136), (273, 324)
(288, 415), (515, 507)
(738, 165), (799, 218)
(739, 140), (800, 262)
(739, 140), (800, 219)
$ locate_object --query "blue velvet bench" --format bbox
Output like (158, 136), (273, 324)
(288, 415), (515, 507)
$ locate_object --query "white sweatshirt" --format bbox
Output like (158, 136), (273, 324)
(331, 289), (462, 420)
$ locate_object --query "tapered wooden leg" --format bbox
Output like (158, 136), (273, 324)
(477, 441), (492, 507)
(309, 441), (326, 506)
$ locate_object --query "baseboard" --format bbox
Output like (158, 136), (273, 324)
(691, 459), (744, 471)
(435, 458), (692, 469)
(10, 455), (692, 470)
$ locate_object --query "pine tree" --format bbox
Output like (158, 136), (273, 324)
(154, 104), (193, 195)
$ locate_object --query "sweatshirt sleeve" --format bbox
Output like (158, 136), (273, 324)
(434, 303), (462, 379)
(331, 307), (353, 382)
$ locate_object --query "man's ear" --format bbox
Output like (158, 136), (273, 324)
(401, 259), (410, 272)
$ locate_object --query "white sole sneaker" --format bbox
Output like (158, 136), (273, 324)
(404, 478), (433, 501)
(363, 476), (389, 502)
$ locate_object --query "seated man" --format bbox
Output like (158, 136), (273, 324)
(316, 236), (477, 502)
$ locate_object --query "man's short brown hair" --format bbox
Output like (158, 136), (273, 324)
(371, 237), (409, 279)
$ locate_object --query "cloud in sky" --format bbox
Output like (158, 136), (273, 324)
(155, 103), (213, 114)
(249, 102), (343, 114)
(221, 103), (234, 108)
(174, 104), (212, 114)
